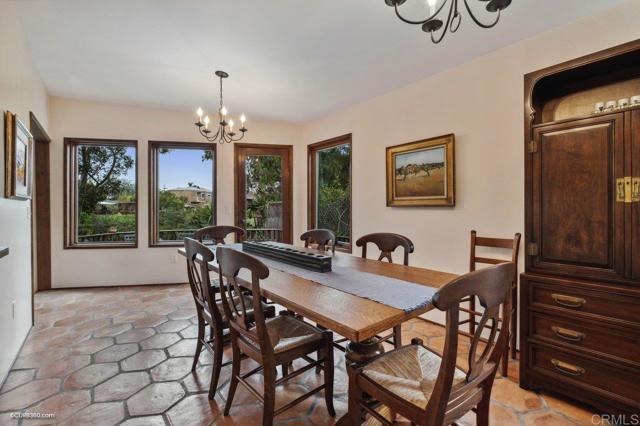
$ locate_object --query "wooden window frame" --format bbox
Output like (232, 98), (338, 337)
(307, 134), (353, 253)
(63, 138), (139, 249)
(148, 141), (217, 247)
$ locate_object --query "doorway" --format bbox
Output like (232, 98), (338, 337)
(234, 144), (293, 244)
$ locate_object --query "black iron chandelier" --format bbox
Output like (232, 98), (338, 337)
(385, 0), (512, 44)
(194, 70), (247, 144)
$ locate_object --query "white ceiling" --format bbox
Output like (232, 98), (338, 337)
(16, 0), (624, 122)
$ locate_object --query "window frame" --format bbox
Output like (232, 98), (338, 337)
(307, 134), (353, 253)
(63, 137), (139, 249)
(148, 141), (217, 247)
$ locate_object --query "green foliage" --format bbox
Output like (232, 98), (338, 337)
(245, 156), (282, 227)
(78, 212), (136, 236)
(317, 145), (351, 240)
(158, 190), (213, 232)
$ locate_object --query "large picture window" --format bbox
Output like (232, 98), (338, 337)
(149, 142), (216, 246)
(308, 134), (352, 251)
(64, 138), (138, 248)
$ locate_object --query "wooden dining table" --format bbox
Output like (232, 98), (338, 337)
(178, 243), (458, 425)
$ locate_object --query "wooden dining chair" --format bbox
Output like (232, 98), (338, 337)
(460, 230), (520, 377)
(300, 229), (337, 253)
(353, 232), (415, 349)
(184, 238), (275, 399)
(216, 246), (335, 426)
(194, 225), (245, 244)
(349, 262), (514, 426)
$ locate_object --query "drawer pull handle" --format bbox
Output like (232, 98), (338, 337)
(551, 326), (586, 342)
(551, 359), (585, 376)
(551, 294), (586, 308)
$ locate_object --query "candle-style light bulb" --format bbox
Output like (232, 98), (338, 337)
(196, 107), (203, 118)
(228, 119), (234, 130)
(427, 0), (438, 16)
(240, 114), (246, 125)
(220, 106), (228, 116)
(203, 115), (210, 129)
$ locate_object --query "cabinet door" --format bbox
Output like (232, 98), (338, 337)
(530, 114), (626, 281)
(632, 110), (640, 281)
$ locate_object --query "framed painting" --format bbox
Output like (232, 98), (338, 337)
(4, 112), (33, 200)
(386, 134), (455, 207)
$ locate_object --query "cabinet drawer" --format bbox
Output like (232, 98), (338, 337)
(530, 281), (640, 326)
(531, 313), (640, 365)
(530, 344), (640, 408)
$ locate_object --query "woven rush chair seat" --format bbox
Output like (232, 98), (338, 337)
(244, 314), (325, 354)
(362, 345), (466, 409)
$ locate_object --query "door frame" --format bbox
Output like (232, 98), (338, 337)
(234, 143), (293, 244)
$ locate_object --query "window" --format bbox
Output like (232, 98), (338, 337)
(308, 134), (352, 251)
(149, 142), (216, 246)
(64, 138), (138, 248)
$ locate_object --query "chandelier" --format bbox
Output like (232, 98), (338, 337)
(385, 0), (512, 44)
(194, 70), (247, 144)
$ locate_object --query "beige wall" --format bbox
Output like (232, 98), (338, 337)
(48, 97), (303, 287)
(0, 0), (49, 383)
(300, 1), (640, 281)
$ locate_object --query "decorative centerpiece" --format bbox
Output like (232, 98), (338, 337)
(242, 241), (332, 272)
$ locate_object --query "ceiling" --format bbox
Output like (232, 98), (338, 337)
(16, 0), (624, 122)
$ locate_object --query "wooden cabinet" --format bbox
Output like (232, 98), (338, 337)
(522, 41), (640, 415)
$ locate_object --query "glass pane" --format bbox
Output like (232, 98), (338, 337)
(157, 148), (215, 242)
(316, 143), (351, 247)
(245, 155), (283, 242)
(76, 144), (137, 244)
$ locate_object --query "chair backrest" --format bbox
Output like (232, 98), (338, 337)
(300, 229), (336, 253)
(184, 238), (223, 326)
(469, 230), (521, 285)
(423, 262), (514, 425)
(216, 246), (273, 355)
(194, 225), (246, 245)
(355, 232), (414, 266)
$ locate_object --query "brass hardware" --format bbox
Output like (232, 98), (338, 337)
(526, 242), (538, 256)
(528, 140), (538, 153)
(551, 359), (585, 376)
(632, 177), (640, 202)
(551, 293), (586, 308)
(616, 178), (627, 202)
(616, 177), (635, 203)
(551, 326), (586, 342)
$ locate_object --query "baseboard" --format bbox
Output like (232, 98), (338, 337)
(45, 282), (188, 291)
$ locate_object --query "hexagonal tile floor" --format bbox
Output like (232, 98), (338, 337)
(0, 284), (598, 425)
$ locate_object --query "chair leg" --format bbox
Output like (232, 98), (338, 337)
(262, 363), (277, 426)
(281, 363), (289, 377)
(510, 289), (517, 360)
(223, 337), (241, 416)
(500, 345), (508, 377)
(191, 314), (205, 372)
(476, 393), (491, 426)
(347, 365), (363, 426)
(322, 335), (336, 417)
(469, 296), (476, 336)
(209, 331), (224, 400)
(392, 325), (402, 348)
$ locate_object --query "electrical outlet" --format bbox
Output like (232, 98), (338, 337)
(11, 301), (16, 319)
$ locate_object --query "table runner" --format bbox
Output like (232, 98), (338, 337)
(223, 244), (437, 313)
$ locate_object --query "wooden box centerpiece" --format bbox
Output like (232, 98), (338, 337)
(242, 241), (332, 272)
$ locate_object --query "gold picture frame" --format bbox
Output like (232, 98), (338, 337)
(4, 111), (33, 200)
(386, 134), (455, 207)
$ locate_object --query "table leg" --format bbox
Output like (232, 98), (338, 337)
(334, 338), (385, 426)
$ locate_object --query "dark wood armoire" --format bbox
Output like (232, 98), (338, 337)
(521, 40), (640, 414)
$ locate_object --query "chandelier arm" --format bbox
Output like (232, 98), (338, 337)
(200, 125), (221, 142)
(462, 0), (501, 29)
(393, 0), (449, 25)
(430, 0), (456, 44)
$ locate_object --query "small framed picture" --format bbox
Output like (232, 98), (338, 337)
(4, 112), (33, 200)
(386, 134), (455, 207)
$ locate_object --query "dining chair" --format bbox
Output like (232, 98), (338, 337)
(460, 230), (521, 377)
(216, 246), (335, 426)
(183, 238), (275, 399)
(300, 228), (337, 253)
(194, 225), (245, 244)
(352, 232), (415, 349)
(349, 262), (514, 426)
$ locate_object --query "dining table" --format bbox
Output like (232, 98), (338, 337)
(178, 241), (458, 425)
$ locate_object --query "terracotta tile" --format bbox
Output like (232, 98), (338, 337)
(180, 325), (200, 339)
(0, 369), (35, 393)
(63, 363), (119, 390)
(53, 314), (92, 327)
(126, 382), (186, 416)
(36, 355), (91, 379)
(94, 372), (151, 402)
(542, 392), (596, 424)
(121, 350), (167, 371)
(58, 402), (125, 426)
(141, 333), (181, 349)
(168, 339), (198, 357)
(94, 343), (139, 363)
(133, 315), (168, 328)
(72, 318), (113, 334)
(166, 393), (220, 426)
(13, 347), (71, 369)
(168, 310), (196, 321)
(27, 390), (91, 425)
(151, 357), (193, 381)
(157, 320), (192, 333)
(71, 337), (114, 354)
(522, 411), (581, 426)
(490, 377), (543, 412)
(120, 416), (167, 426)
(93, 323), (133, 338)
(0, 379), (61, 411)
(116, 328), (156, 344)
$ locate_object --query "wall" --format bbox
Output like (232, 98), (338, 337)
(48, 97), (303, 287)
(0, 0), (49, 383)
